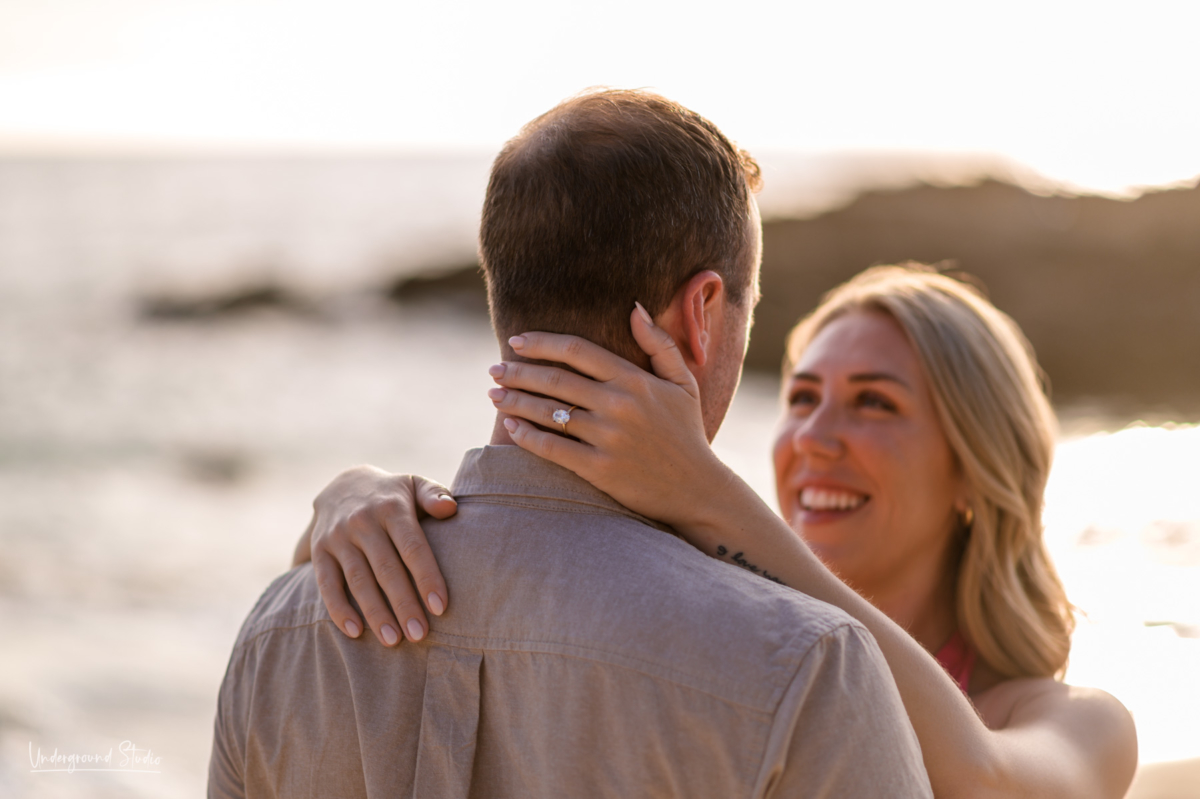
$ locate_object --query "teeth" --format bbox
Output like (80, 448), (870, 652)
(800, 487), (867, 512)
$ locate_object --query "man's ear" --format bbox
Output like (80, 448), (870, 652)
(656, 270), (726, 369)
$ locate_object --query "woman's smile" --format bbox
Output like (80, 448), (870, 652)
(790, 481), (872, 523)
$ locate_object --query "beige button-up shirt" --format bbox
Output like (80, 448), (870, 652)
(209, 446), (932, 798)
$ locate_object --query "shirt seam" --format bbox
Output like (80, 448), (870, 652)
(230, 598), (863, 718)
(232, 613), (781, 716)
(427, 629), (782, 711)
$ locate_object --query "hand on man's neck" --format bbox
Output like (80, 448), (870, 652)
(484, 269), (747, 449)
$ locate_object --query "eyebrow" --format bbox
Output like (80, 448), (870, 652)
(790, 371), (911, 389)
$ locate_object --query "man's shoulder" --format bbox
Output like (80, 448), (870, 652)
(602, 521), (869, 701)
(603, 514), (858, 638)
(429, 500), (869, 712)
(227, 564), (328, 656)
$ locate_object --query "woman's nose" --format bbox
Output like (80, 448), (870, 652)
(792, 404), (843, 460)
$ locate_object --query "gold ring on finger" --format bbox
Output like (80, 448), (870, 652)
(552, 405), (578, 435)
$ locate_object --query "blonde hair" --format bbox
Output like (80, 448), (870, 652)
(785, 264), (1073, 679)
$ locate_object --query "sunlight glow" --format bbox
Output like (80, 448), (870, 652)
(1046, 425), (1200, 763)
(1, 0), (1199, 193)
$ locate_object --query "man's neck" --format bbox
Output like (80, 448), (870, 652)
(489, 414), (518, 446)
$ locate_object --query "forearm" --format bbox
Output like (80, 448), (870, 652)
(682, 469), (1136, 798)
(678, 466), (1012, 798)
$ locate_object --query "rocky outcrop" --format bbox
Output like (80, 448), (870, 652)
(751, 180), (1200, 412)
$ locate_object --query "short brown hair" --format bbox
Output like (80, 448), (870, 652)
(480, 88), (761, 363)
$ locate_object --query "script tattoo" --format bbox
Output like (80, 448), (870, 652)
(715, 545), (785, 585)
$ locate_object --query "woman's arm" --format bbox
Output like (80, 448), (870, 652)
(624, 455), (1136, 799)
(490, 309), (1136, 799)
(293, 466), (458, 646)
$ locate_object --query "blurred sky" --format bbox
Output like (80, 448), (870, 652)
(1, 0), (1199, 194)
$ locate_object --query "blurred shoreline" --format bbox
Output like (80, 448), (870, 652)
(9, 153), (1195, 416)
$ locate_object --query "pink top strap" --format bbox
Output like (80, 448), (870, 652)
(934, 630), (977, 695)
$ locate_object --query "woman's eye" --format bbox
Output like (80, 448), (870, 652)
(856, 391), (897, 412)
(789, 388), (819, 409)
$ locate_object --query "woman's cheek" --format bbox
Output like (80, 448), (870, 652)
(771, 429), (796, 513)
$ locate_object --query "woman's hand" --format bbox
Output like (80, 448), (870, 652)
(489, 304), (738, 537)
(292, 466), (457, 646)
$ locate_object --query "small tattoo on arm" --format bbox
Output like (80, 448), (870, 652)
(715, 545), (785, 585)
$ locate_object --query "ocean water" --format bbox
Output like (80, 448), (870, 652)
(1, 157), (1196, 797)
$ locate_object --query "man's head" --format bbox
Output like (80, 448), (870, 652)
(481, 88), (763, 438)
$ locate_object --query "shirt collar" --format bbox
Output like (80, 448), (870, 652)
(450, 445), (677, 535)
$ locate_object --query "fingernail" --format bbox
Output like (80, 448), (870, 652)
(503, 418), (518, 433)
(406, 619), (425, 641)
(427, 592), (445, 616)
(488, 363), (506, 378)
(381, 624), (399, 646)
(344, 619), (360, 637)
(508, 335), (526, 349)
(634, 301), (654, 326)
(488, 387), (507, 402)
(437, 494), (455, 504)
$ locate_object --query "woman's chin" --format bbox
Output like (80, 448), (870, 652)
(793, 517), (868, 575)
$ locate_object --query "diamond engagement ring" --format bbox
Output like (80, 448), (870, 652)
(552, 406), (578, 434)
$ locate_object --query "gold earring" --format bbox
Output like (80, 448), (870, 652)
(962, 507), (975, 527)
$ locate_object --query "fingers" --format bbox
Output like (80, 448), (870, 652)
(356, 525), (431, 642)
(384, 477), (450, 618)
(313, 549), (363, 637)
(631, 302), (698, 394)
(312, 547), (372, 643)
(489, 386), (594, 441)
(308, 466), (456, 646)
(508, 332), (633, 382)
(489, 360), (603, 408)
(502, 417), (592, 475)
(336, 543), (407, 645)
(413, 475), (458, 521)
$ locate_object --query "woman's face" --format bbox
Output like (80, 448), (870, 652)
(773, 310), (967, 593)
